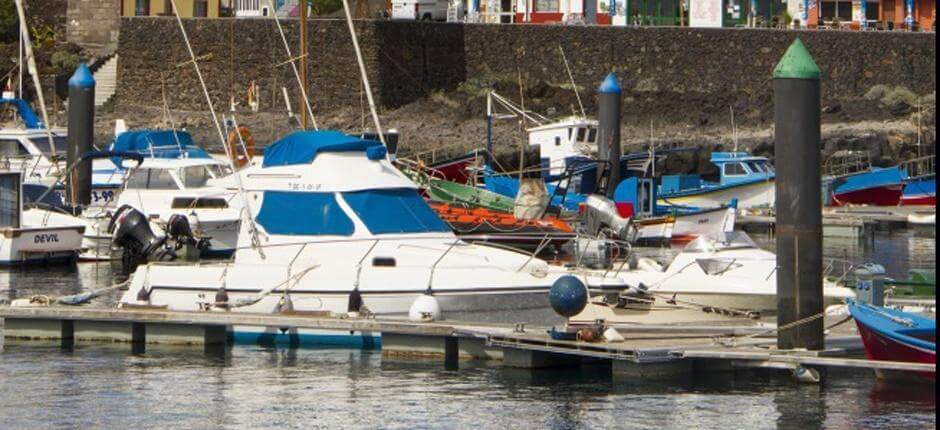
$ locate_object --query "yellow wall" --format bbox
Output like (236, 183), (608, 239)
(122, 0), (220, 17)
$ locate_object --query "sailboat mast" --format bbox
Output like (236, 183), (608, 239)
(14, 0), (56, 156)
(299, 0), (309, 130)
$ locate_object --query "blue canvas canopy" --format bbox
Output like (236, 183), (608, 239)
(0, 98), (43, 129)
(262, 130), (382, 168)
(108, 130), (211, 161)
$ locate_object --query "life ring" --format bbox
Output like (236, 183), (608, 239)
(226, 126), (255, 168)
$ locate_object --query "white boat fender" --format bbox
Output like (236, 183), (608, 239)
(793, 365), (821, 384)
(637, 257), (664, 272)
(603, 327), (624, 343)
(409, 294), (442, 322)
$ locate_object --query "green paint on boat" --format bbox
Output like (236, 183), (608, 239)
(427, 178), (516, 213)
(773, 38), (821, 80)
(400, 167), (515, 213)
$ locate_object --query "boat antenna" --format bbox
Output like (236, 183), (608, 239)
(730, 105), (738, 154)
(169, 0), (264, 258)
(559, 46), (586, 118)
(14, 0), (57, 163)
(649, 119), (655, 178)
(341, 0), (385, 145)
(160, 72), (185, 153)
(264, 0), (318, 130)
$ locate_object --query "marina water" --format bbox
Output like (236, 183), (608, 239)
(1, 231), (935, 429)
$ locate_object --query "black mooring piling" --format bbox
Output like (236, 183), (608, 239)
(597, 72), (622, 197)
(773, 39), (824, 351)
(66, 63), (95, 207)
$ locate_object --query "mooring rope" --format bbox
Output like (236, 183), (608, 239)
(714, 305), (849, 347)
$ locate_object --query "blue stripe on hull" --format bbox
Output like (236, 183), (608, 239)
(230, 330), (382, 350)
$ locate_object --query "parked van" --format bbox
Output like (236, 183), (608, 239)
(391, 0), (453, 20)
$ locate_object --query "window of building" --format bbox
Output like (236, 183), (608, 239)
(194, 0), (209, 17)
(135, 0), (151, 16)
(536, 0), (560, 12)
(724, 163), (747, 176)
(820, 0), (853, 21)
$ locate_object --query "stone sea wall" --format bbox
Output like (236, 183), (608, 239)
(114, 17), (935, 120)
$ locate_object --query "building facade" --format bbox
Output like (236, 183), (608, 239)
(792, 0), (934, 30)
(120, 0), (223, 17)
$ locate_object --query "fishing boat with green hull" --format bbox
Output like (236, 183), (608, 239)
(401, 167), (516, 213)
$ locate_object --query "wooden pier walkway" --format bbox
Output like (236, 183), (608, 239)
(1, 306), (933, 383)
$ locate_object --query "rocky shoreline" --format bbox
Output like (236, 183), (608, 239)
(88, 79), (934, 177)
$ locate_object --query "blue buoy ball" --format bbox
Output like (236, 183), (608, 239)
(549, 276), (588, 317)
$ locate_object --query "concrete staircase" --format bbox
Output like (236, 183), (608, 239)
(93, 54), (118, 107)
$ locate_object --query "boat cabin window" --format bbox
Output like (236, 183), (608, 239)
(256, 191), (354, 236)
(576, 128), (587, 142)
(723, 163), (747, 176)
(207, 164), (232, 179)
(0, 139), (28, 157)
(172, 197), (229, 209)
(179, 166), (211, 188)
(0, 173), (20, 228)
(555, 137), (561, 147)
(27, 136), (68, 157)
(125, 168), (180, 190)
(587, 128), (597, 143)
(747, 161), (765, 173)
(342, 188), (450, 234)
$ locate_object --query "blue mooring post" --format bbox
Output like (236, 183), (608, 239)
(67, 63), (95, 207)
(773, 39), (823, 351)
(597, 72), (622, 197)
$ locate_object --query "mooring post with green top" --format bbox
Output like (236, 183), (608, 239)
(66, 63), (95, 207)
(774, 39), (824, 351)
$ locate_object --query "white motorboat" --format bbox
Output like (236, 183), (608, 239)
(572, 231), (856, 325)
(1, 171), (85, 265)
(118, 131), (628, 346)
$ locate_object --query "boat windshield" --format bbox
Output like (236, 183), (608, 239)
(125, 168), (180, 190)
(683, 231), (758, 253)
(28, 136), (68, 157)
(179, 166), (211, 188)
(342, 188), (450, 235)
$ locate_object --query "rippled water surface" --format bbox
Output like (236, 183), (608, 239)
(0, 231), (935, 429)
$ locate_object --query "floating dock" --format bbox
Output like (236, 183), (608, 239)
(737, 206), (934, 239)
(1, 306), (932, 383)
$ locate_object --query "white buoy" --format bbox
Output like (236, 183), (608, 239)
(408, 294), (442, 322)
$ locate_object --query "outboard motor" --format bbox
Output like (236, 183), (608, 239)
(166, 214), (210, 261)
(582, 194), (631, 239)
(110, 205), (169, 274)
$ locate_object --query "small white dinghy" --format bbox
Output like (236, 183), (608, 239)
(1, 172), (85, 265)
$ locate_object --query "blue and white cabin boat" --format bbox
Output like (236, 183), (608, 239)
(119, 131), (627, 347)
(1, 98), (131, 204)
(657, 152), (775, 210)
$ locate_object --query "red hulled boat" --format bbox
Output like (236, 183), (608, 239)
(848, 300), (936, 382)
